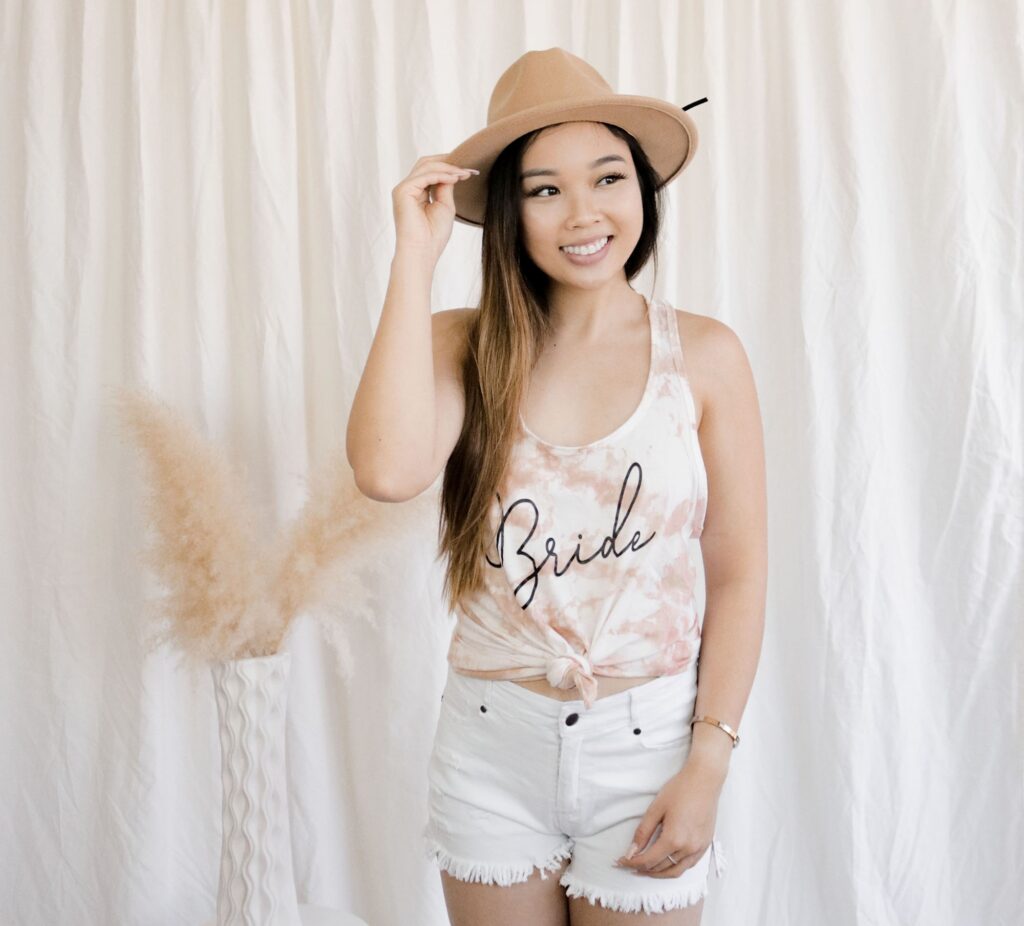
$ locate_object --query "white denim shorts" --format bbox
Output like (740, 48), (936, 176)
(421, 663), (727, 915)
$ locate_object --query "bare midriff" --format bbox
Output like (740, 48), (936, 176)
(509, 675), (659, 702)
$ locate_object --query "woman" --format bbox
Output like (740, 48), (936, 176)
(347, 48), (766, 924)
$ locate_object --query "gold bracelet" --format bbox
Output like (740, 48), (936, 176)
(690, 715), (740, 749)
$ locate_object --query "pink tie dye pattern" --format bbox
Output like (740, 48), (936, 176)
(446, 295), (708, 709)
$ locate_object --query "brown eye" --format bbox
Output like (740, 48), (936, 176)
(525, 172), (628, 198)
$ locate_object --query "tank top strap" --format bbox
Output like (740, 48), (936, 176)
(652, 294), (703, 444)
(659, 296), (694, 385)
(647, 294), (688, 391)
(647, 293), (673, 371)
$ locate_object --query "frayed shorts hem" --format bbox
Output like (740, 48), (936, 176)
(424, 834), (728, 914)
(560, 869), (706, 914)
(561, 840), (726, 914)
(423, 834), (575, 885)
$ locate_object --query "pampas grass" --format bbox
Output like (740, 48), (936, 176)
(111, 385), (439, 680)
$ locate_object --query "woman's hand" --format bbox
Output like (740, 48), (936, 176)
(391, 154), (478, 266)
(613, 757), (728, 878)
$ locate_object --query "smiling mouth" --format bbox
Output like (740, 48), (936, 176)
(559, 235), (613, 256)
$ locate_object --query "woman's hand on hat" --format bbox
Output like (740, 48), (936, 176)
(391, 154), (479, 265)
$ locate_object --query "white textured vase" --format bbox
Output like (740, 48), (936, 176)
(211, 651), (301, 926)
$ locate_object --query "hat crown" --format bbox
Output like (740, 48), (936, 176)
(487, 48), (614, 125)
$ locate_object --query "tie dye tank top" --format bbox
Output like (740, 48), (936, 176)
(446, 294), (708, 709)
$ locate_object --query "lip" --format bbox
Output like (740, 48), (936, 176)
(561, 233), (612, 248)
(560, 235), (613, 265)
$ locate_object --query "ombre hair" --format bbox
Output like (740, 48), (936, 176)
(437, 121), (667, 613)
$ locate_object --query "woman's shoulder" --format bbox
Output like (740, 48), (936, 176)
(668, 304), (740, 350)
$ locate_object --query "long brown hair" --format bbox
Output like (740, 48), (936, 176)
(437, 121), (667, 613)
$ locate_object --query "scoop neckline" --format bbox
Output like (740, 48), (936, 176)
(518, 294), (657, 453)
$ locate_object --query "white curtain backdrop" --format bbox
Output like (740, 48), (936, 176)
(2, 1), (1021, 924)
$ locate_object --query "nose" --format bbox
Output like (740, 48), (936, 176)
(564, 189), (604, 228)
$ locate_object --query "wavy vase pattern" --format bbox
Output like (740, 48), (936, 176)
(211, 652), (301, 926)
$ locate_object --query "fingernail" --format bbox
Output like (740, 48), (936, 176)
(625, 842), (638, 859)
(465, 168), (479, 174)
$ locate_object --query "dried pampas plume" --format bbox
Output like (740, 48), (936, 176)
(110, 385), (439, 682)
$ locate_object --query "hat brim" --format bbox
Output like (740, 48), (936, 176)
(446, 95), (699, 227)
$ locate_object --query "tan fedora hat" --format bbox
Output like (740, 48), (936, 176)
(447, 46), (706, 227)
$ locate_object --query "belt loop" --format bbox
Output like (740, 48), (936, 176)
(483, 678), (494, 711)
(628, 687), (641, 730)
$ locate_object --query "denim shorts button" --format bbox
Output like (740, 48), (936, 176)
(565, 712), (579, 725)
(633, 727), (642, 734)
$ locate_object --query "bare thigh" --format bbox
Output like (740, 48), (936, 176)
(439, 857), (572, 926)
(568, 894), (704, 926)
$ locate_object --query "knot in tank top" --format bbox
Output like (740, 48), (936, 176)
(446, 295), (708, 709)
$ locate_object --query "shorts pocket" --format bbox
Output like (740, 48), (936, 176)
(633, 696), (693, 750)
(430, 689), (489, 774)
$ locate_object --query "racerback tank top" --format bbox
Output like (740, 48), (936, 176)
(446, 294), (708, 709)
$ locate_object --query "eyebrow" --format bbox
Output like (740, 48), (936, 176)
(519, 154), (627, 182)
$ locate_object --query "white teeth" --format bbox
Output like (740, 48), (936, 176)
(561, 236), (609, 255)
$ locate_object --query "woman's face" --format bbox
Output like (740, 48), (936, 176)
(518, 121), (644, 289)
